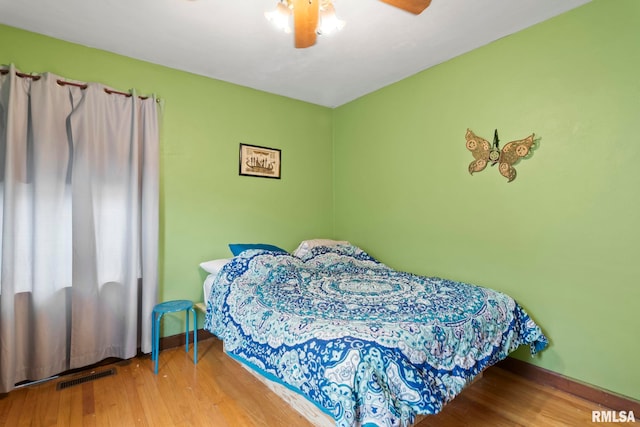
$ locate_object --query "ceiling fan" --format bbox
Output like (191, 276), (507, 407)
(279, 0), (433, 48)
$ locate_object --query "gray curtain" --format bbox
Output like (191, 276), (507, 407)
(0, 65), (159, 393)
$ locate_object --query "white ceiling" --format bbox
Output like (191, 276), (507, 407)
(0, 0), (590, 108)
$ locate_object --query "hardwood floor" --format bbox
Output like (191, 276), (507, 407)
(0, 337), (623, 426)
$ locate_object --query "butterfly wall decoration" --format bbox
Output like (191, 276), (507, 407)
(465, 129), (536, 182)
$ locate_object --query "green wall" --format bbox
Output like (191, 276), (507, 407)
(333, 0), (639, 400)
(0, 24), (335, 334)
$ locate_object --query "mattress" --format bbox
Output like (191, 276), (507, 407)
(203, 273), (217, 305)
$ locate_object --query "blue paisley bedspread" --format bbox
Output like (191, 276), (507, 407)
(204, 244), (548, 427)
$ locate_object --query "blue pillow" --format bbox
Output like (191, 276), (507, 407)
(228, 243), (288, 256)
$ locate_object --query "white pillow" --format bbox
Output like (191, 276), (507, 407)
(293, 239), (350, 258)
(199, 258), (232, 274)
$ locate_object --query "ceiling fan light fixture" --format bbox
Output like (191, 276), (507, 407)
(317, 3), (345, 36)
(266, 0), (345, 44)
(265, 1), (293, 34)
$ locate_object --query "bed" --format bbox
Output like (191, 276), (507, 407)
(202, 241), (548, 427)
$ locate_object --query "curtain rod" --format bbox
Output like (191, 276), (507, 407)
(0, 69), (158, 102)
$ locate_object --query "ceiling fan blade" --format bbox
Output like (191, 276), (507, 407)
(293, 0), (319, 48)
(379, 0), (432, 14)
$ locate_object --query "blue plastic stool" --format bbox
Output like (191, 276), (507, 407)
(151, 299), (198, 374)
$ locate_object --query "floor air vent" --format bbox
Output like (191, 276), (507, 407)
(56, 368), (117, 390)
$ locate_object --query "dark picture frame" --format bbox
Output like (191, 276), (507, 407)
(239, 143), (281, 179)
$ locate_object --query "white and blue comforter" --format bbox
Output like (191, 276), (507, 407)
(204, 244), (547, 427)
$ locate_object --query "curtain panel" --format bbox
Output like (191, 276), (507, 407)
(0, 65), (159, 393)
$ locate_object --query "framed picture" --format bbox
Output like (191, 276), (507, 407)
(239, 143), (281, 179)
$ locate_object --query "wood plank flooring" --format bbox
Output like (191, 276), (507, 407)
(0, 337), (623, 426)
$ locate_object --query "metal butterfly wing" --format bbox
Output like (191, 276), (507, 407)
(465, 129), (491, 175)
(497, 133), (535, 182)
